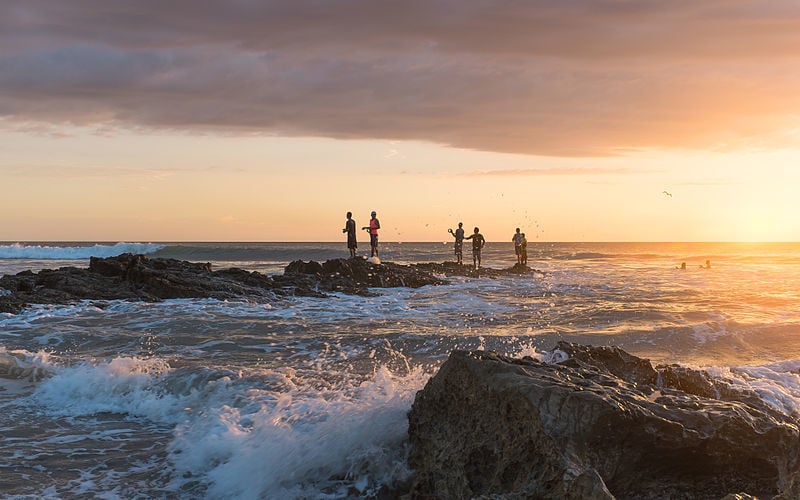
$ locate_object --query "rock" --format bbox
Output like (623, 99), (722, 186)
(0, 255), (448, 314)
(553, 341), (658, 387)
(89, 255), (128, 277)
(412, 261), (546, 278)
(407, 345), (800, 499)
(285, 260), (324, 275)
(286, 258), (448, 292)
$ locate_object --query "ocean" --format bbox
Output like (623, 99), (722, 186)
(1, 241), (800, 498)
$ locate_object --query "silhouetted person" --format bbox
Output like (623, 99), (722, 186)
(464, 227), (486, 269)
(448, 222), (465, 264)
(512, 227), (524, 264)
(520, 233), (528, 265)
(678, 262), (687, 270)
(704, 260), (711, 269)
(342, 211), (357, 258)
(362, 211), (381, 257)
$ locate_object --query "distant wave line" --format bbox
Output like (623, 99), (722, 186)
(0, 243), (165, 260)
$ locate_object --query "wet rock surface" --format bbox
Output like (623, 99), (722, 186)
(284, 257), (449, 293)
(412, 261), (545, 278)
(0, 254), (451, 314)
(407, 342), (800, 499)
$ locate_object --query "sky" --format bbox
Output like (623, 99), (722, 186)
(2, 0), (800, 242)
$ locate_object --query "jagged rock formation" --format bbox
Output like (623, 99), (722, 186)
(413, 261), (545, 278)
(0, 254), (549, 314)
(0, 254), (447, 314)
(407, 342), (800, 499)
(285, 257), (448, 291)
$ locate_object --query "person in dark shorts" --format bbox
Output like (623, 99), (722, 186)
(342, 211), (357, 258)
(512, 227), (524, 264)
(362, 211), (381, 257)
(448, 222), (465, 264)
(464, 227), (486, 269)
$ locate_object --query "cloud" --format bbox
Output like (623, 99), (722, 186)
(462, 167), (657, 177)
(2, 1), (800, 156)
(2, 165), (177, 180)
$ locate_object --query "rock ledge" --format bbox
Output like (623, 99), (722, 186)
(407, 343), (800, 499)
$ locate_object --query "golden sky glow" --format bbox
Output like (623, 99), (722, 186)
(2, 1), (800, 242)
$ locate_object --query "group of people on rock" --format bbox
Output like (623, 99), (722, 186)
(447, 224), (527, 268)
(343, 212), (529, 270)
(447, 223), (486, 268)
(342, 211), (381, 258)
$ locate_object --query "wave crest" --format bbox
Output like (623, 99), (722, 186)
(0, 242), (164, 260)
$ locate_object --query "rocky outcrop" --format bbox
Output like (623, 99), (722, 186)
(407, 342), (800, 499)
(412, 261), (545, 278)
(285, 257), (448, 292)
(0, 254), (546, 314)
(0, 254), (447, 314)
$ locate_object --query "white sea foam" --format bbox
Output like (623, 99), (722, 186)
(690, 312), (731, 345)
(0, 242), (164, 260)
(32, 356), (186, 424)
(706, 360), (800, 417)
(0, 347), (54, 389)
(168, 364), (429, 498)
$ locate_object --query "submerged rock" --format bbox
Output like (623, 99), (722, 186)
(407, 342), (800, 499)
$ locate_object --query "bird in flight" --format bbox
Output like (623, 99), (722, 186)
(662, 191), (673, 198)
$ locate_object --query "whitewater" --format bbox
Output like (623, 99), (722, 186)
(1, 241), (800, 498)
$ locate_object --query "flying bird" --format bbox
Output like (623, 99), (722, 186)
(662, 191), (673, 198)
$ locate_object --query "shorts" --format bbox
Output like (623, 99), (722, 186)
(370, 234), (379, 247)
(347, 236), (357, 249)
(454, 241), (463, 255)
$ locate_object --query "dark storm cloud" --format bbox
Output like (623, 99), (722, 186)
(2, 0), (800, 156)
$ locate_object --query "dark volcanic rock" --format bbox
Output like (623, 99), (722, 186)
(407, 344), (800, 499)
(285, 257), (448, 293)
(0, 253), (286, 313)
(412, 261), (545, 278)
(0, 254), (448, 314)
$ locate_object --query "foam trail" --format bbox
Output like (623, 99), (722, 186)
(0, 242), (164, 260)
(32, 356), (185, 424)
(169, 365), (428, 498)
(707, 361), (800, 417)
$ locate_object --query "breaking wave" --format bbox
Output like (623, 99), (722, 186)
(0, 242), (164, 260)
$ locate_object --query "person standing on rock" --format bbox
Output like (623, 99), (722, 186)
(464, 227), (486, 269)
(362, 211), (381, 257)
(520, 233), (528, 265)
(448, 222), (465, 265)
(512, 227), (524, 265)
(342, 211), (357, 258)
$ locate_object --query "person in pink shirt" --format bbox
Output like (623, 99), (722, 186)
(362, 211), (381, 257)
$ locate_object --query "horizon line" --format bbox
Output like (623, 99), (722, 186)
(1, 240), (799, 245)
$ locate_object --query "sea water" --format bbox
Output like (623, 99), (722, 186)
(1, 241), (800, 498)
